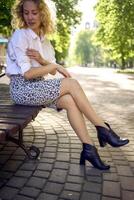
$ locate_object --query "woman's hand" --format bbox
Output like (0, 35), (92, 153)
(26, 48), (45, 65)
(56, 65), (72, 78)
(26, 49), (71, 77)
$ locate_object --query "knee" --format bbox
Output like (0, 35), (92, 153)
(70, 78), (81, 90)
(62, 78), (80, 89)
(57, 94), (76, 110)
(69, 78), (79, 85)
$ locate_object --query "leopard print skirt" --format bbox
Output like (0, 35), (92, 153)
(10, 75), (62, 111)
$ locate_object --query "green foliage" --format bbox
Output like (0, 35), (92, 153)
(0, 0), (81, 62)
(117, 69), (134, 74)
(95, 0), (134, 69)
(0, 0), (15, 36)
(75, 30), (93, 65)
(52, 0), (81, 62)
(74, 29), (104, 67)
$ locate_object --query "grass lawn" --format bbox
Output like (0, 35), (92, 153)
(116, 69), (134, 74)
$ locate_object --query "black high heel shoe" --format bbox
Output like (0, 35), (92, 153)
(80, 143), (110, 170)
(96, 122), (129, 147)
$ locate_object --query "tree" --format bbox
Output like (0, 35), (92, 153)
(95, 0), (134, 69)
(74, 30), (103, 67)
(52, 0), (81, 62)
(0, 0), (81, 62)
(0, 0), (13, 36)
(74, 30), (93, 66)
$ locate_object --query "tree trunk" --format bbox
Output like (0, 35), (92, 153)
(120, 53), (125, 70)
(128, 59), (134, 68)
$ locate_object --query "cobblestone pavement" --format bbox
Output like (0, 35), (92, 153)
(0, 67), (134, 200)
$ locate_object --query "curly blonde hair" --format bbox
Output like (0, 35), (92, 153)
(11, 0), (56, 35)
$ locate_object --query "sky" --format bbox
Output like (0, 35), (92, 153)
(77, 0), (98, 30)
(69, 0), (98, 60)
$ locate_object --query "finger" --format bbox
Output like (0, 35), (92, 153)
(26, 51), (32, 54)
(26, 53), (35, 57)
(58, 70), (66, 77)
(66, 74), (71, 78)
(67, 70), (72, 77)
(26, 51), (32, 55)
(27, 49), (38, 55)
(62, 72), (69, 77)
(27, 48), (37, 52)
(62, 70), (71, 78)
(26, 50), (37, 56)
(27, 54), (36, 59)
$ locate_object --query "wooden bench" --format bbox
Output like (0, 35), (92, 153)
(0, 73), (42, 159)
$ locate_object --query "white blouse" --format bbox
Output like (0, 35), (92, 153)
(6, 28), (56, 76)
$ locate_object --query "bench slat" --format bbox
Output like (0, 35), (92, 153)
(0, 117), (32, 129)
(0, 107), (40, 113)
(0, 104), (41, 110)
(0, 113), (33, 119)
(0, 107), (41, 119)
(0, 130), (6, 141)
(0, 123), (19, 135)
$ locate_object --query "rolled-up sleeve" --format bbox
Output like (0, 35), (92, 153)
(11, 30), (31, 75)
(49, 42), (56, 64)
(45, 40), (56, 64)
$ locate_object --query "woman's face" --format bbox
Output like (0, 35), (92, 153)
(23, 0), (41, 34)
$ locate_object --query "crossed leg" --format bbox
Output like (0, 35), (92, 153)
(56, 78), (107, 144)
(57, 94), (93, 144)
(56, 78), (128, 170)
(58, 78), (106, 122)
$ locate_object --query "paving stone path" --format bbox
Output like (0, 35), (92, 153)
(0, 67), (134, 200)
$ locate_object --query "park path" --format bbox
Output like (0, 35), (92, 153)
(0, 67), (134, 200)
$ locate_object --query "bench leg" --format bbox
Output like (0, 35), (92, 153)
(6, 131), (29, 155)
(6, 131), (40, 159)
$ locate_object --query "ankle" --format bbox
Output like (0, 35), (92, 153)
(95, 123), (109, 130)
(82, 140), (94, 146)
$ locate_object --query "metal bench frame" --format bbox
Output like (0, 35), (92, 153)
(0, 73), (42, 159)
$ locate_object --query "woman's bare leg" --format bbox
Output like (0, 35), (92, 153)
(57, 94), (94, 144)
(59, 78), (107, 127)
(56, 94), (110, 170)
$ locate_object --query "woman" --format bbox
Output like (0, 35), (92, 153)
(6, 0), (129, 170)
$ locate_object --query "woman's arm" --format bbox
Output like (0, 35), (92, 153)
(25, 48), (72, 79)
(24, 63), (58, 79)
(26, 48), (56, 75)
(24, 63), (72, 80)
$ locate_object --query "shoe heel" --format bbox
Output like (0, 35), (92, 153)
(80, 152), (85, 165)
(98, 136), (107, 147)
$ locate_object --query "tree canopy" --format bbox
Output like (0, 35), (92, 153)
(75, 30), (94, 66)
(52, 0), (81, 62)
(95, 0), (134, 69)
(0, 0), (81, 62)
(0, 0), (13, 36)
(74, 29), (104, 67)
